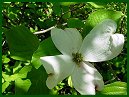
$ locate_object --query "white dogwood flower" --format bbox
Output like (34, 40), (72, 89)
(40, 19), (124, 95)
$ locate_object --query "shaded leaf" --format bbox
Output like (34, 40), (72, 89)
(67, 18), (84, 28)
(4, 25), (39, 61)
(31, 37), (60, 69)
(62, 6), (71, 19)
(26, 66), (49, 94)
(45, 19), (56, 28)
(53, 3), (61, 16)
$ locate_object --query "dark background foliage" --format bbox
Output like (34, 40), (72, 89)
(2, 2), (127, 95)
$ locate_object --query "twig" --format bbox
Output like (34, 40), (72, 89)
(34, 23), (67, 34)
(104, 63), (121, 84)
(34, 19), (86, 35)
(104, 77), (116, 84)
(2, 41), (6, 46)
(34, 4), (86, 35)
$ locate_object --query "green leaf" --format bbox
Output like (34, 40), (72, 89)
(2, 81), (10, 93)
(18, 65), (32, 78)
(4, 25), (39, 61)
(13, 61), (22, 74)
(2, 67), (32, 83)
(2, 55), (10, 63)
(2, 72), (10, 82)
(3, 64), (32, 82)
(26, 66), (49, 94)
(68, 76), (73, 87)
(2, 78), (4, 83)
(87, 2), (107, 8)
(105, 81), (127, 88)
(100, 81), (127, 95)
(60, 2), (77, 6)
(29, 37), (60, 94)
(15, 78), (31, 95)
(9, 74), (19, 81)
(62, 6), (71, 19)
(8, 12), (17, 20)
(27, 3), (36, 8)
(31, 37), (60, 69)
(67, 18), (84, 28)
(53, 3), (61, 16)
(62, 12), (71, 19)
(82, 9), (123, 37)
(45, 19), (56, 28)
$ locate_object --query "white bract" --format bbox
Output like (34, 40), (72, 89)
(40, 19), (124, 95)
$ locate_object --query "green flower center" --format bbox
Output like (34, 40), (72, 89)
(72, 52), (83, 65)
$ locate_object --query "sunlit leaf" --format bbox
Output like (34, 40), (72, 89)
(2, 55), (10, 63)
(2, 82), (10, 93)
(60, 2), (77, 6)
(82, 9), (123, 37)
(3, 65), (32, 82)
(2, 78), (4, 83)
(100, 81), (127, 95)
(18, 65), (32, 78)
(2, 72), (10, 82)
(87, 2), (107, 8)
(13, 61), (22, 74)
(68, 76), (73, 87)
(15, 78), (31, 94)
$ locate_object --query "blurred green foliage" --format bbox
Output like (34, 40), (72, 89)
(2, 2), (127, 95)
